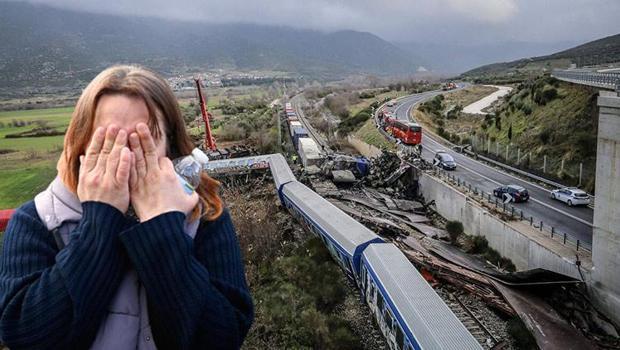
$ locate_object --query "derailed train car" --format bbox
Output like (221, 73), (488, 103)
(281, 181), (383, 280)
(207, 154), (483, 350)
(361, 244), (481, 350)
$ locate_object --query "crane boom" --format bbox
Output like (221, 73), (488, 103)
(194, 78), (216, 151)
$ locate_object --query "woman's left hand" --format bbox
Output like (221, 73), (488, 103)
(128, 123), (199, 222)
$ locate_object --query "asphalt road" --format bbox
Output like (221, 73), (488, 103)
(386, 91), (594, 248)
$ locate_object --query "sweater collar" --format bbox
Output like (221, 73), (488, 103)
(35, 175), (200, 239)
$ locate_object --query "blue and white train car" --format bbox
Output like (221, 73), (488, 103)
(361, 244), (482, 350)
(281, 181), (384, 279)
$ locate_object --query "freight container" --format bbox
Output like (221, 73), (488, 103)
(292, 127), (309, 149)
(289, 121), (302, 137)
(298, 138), (323, 167)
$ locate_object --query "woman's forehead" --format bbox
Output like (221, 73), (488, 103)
(94, 94), (162, 134)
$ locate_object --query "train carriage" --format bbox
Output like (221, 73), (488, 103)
(281, 181), (384, 279)
(361, 244), (482, 350)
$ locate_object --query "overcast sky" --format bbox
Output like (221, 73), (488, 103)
(13, 0), (620, 44)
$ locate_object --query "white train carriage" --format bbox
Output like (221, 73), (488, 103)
(202, 155), (271, 173)
(361, 244), (482, 350)
(281, 181), (383, 279)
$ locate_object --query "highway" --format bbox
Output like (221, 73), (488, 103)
(386, 90), (594, 248)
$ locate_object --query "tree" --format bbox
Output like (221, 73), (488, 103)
(508, 124), (513, 140)
(445, 220), (464, 244)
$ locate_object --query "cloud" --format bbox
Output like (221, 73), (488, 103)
(9, 0), (620, 44)
(442, 0), (518, 22)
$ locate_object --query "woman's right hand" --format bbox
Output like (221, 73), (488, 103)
(77, 125), (133, 213)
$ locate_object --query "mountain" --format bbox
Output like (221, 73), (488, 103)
(396, 41), (580, 75)
(0, 1), (422, 97)
(461, 33), (620, 78)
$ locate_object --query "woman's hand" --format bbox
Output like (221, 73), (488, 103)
(129, 123), (199, 222)
(77, 125), (132, 213)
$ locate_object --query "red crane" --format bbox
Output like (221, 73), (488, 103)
(194, 78), (216, 151)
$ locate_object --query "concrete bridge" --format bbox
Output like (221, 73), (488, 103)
(552, 69), (620, 90)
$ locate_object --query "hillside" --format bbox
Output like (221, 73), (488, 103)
(461, 34), (620, 80)
(0, 2), (421, 98)
(475, 77), (598, 191)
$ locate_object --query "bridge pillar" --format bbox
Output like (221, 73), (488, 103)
(592, 91), (620, 325)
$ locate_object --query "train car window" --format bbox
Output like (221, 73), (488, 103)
(396, 325), (404, 350)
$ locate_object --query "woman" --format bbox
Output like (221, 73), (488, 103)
(0, 65), (254, 349)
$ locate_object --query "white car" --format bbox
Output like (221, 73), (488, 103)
(551, 187), (590, 206)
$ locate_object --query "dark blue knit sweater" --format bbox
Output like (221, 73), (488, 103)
(0, 201), (254, 349)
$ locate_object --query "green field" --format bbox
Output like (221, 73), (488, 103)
(0, 107), (73, 209)
(0, 107), (73, 151)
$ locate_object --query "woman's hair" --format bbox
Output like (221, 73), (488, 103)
(62, 65), (223, 221)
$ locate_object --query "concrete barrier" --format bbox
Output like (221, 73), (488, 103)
(418, 172), (591, 282)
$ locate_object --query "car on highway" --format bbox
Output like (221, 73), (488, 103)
(551, 187), (591, 206)
(433, 151), (456, 170)
(493, 184), (529, 203)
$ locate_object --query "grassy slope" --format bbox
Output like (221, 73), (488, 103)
(354, 119), (396, 151)
(480, 77), (598, 190)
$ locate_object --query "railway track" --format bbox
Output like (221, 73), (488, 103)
(290, 94), (332, 152)
(445, 292), (504, 349)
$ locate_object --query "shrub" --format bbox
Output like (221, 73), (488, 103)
(538, 128), (552, 144)
(359, 91), (376, 99)
(445, 220), (464, 244)
(338, 106), (373, 134)
(467, 235), (489, 254)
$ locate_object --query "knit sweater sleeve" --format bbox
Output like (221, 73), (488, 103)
(0, 201), (128, 349)
(119, 209), (254, 350)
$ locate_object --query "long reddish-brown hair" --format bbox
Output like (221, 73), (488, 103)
(61, 65), (223, 221)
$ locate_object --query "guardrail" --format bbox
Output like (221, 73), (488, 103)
(430, 167), (592, 252)
(552, 69), (620, 90)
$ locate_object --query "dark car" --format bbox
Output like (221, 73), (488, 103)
(433, 151), (457, 170)
(493, 185), (529, 203)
